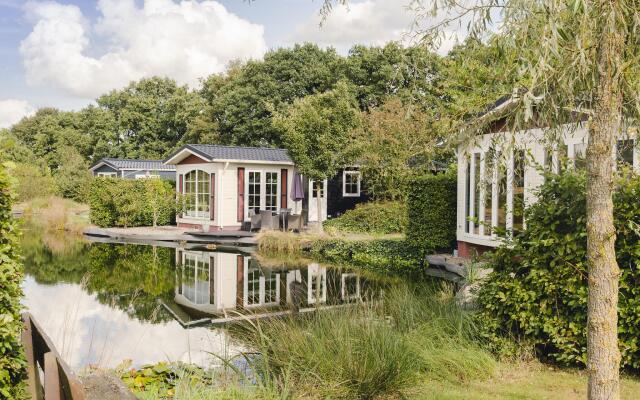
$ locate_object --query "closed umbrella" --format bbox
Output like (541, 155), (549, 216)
(290, 171), (304, 213)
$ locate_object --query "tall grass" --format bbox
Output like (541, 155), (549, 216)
(237, 282), (497, 399)
(20, 196), (89, 234)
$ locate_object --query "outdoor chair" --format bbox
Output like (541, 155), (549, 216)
(259, 210), (278, 230)
(250, 210), (262, 231)
(287, 210), (307, 232)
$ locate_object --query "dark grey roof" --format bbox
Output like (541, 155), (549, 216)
(93, 158), (175, 171)
(169, 144), (293, 163)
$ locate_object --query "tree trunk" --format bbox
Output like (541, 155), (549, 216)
(316, 183), (323, 234)
(586, 4), (624, 399)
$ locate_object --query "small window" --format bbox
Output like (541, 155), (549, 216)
(342, 170), (361, 197)
(312, 181), (325, 198)
(97, 172), (118, 178)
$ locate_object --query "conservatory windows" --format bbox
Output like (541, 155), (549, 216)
(184, 170), (210, 218)
(465, 148), (525, 238)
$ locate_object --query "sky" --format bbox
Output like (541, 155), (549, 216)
(0, 0), (458, 128)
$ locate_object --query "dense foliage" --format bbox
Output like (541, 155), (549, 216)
(311, 238), (421, 276)
(88, 178), (177, 228)
(324, 201), (407, 234)
(0, 164), (26, 398)
(1, 40), (517, 204)
(355, 98), (451, 201)
(406, 169), (457, 255)
(478, 171), (640, 369)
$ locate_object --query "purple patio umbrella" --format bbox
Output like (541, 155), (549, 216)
(290, 171), (305, 213)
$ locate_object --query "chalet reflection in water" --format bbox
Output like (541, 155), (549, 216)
(168, 250), (377, 326)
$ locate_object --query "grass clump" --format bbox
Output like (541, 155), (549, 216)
(238, 282), (496, 399)
(19, 196), (89, 234)
(257, 230), (316, 255)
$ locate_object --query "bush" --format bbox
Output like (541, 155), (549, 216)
(406, 169), (457, 255)
(10, 163), (56, 203)
(0, 164), (26, 398)
(88, 178), (177, 228)
(324, 201), (407, 234)
(311, 238), (422, 276)
(478, 171), (640, 369)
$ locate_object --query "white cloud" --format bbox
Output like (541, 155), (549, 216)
(0, 99), (35, 128)
(293, 0), (466, 54)
(20, 0), (268, 98)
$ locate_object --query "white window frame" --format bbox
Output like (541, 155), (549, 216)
(97, 172), (118, 178)
(342, 169), (361, 197)
(181, 252), (212, 305)
(184, 169), (211, 219)
(243, 258), (280, 308)
(245, 169), (281, 219)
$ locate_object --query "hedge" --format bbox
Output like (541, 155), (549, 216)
(478, 171), (640, 369)
(311, 238), (422, 277)
(323, 201), (407, 234)
(0, 164), (26, 398)
(88, 178), (177, 228)
(406, 170), (457, 255)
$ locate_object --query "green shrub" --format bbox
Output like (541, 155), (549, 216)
(478, 171), (640, 369)
(88, 178), (177, 228)
(406, 169), (457, 256)
(0, 164), (26, 398)
(311, 238), (422, 276)
(324, 201), (407, 234)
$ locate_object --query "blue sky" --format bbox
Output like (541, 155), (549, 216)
(0, 0), (429, 127)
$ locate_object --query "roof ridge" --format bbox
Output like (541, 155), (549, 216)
(104, 157), (167, 162)
(188, 144), (288, 151)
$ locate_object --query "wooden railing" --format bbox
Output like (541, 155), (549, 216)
(21, 313), (86, 400)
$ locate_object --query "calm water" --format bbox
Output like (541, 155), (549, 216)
(20, 226), (382, 370)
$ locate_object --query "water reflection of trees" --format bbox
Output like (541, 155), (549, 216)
(21, 229), (175, 323)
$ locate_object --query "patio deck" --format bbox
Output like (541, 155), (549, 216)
(84, 226), (257, 247)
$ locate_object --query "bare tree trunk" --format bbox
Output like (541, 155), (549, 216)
(587, 4), (624, 399)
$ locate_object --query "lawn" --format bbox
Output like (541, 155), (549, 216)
(415, 362), (640, 400)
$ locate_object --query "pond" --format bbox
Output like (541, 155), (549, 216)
(20, 225), (384, 370)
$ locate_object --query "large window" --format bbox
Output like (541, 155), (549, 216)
(343, 169), (361, 197)
(184, 170), (210, 218)
(247, 170), (280, 216)
(497, 151), (508, 231)
(97, 172), (118, 178)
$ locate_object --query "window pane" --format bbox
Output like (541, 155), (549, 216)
(465, 156), (471, 233)
(473, 153), (481, 234)
(513, 150), (525, 235)
(248, 172), (261, 214)
(497, 152), (507, 230)
(484, 150), (494, 235)
(265, 172), (278, 211)
(617, 139), (634, 168)
(574, 143), (587, 170)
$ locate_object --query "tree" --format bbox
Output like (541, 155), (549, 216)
(97, 77), (204, 158)
(53, 145), (93, 202)
(274, 82), (361, 232)
(144, 179), (176, 228)
(356, 97), (448, 201)
(200, 44), (345, 147)
(414, 1), (640, 398)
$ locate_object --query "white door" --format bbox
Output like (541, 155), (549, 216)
(308, 179), (327, 222)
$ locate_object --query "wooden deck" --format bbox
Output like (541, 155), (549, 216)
(84, 226), (257, 247)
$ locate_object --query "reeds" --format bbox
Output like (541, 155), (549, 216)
(237, 282), (497, 399)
